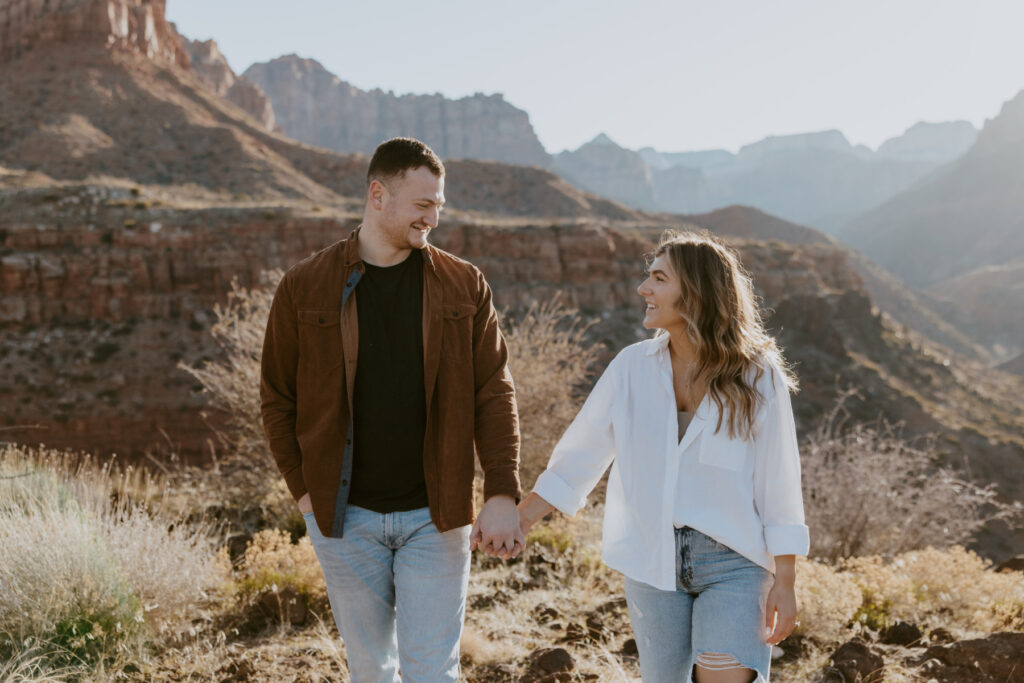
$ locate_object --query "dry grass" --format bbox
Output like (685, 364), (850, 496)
(0, 445), (223, 677)
(843, 546), (1024, 636)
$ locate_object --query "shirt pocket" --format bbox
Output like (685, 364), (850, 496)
(698, 432), (749, 471)
(440, 303), (477, 360)
(297, 309), (343, 373)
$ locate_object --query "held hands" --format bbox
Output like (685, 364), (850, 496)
(297, 492), (313, 515)
(469, 495), (525, 560)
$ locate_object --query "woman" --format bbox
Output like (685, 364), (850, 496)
(518, 231), (809, 682)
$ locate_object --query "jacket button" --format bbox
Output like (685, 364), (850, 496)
(453, 311), (459, 318)
(318, 317), (325, 323)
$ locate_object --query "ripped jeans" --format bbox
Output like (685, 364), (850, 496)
(624, 527), (774, 682)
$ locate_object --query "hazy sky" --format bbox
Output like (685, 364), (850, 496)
(166, 1), (1024, 154)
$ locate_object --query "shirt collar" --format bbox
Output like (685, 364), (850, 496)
(645, 333), (672, 356)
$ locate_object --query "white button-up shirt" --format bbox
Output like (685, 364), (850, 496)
(532, 334), (810, 591)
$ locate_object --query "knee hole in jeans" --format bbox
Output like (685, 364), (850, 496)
(694, 652), (755, 682)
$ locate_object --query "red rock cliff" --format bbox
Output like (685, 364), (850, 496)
(0, 0), (188, 66)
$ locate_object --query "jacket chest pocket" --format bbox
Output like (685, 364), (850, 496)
(297, 309), (343, 373)
(440, 303), (477, 361)
(698, 433), (749, 471)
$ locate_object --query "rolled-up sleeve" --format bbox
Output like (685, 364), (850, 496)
(753, 366), (810, 557)
(532, 355), (619, 516)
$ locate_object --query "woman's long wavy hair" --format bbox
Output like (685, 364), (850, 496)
(653, 230), (797, 440)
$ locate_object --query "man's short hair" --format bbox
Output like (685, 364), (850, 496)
(367, 137), (445, 186)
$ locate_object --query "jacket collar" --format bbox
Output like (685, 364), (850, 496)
(343, 224), (437, 273)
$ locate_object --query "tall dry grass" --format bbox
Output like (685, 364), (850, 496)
(0, 445), (224, 676)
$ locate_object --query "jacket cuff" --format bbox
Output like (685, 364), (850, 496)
(765, 523), (810, 557)
(483, 464), (522, 502)
(281, 463), (308, 502)
(532, 471), (586, 516)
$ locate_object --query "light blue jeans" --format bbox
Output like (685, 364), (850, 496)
(624, 527), (774, 682)
(303, 505), (471, 683)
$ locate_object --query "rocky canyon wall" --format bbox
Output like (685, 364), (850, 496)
(0, 0), (187, 65)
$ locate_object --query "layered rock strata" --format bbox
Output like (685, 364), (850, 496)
(0, 0), (187, 65)
(244, 55), (552, 167)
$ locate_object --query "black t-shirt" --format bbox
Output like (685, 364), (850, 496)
(349, 251), (429, 513)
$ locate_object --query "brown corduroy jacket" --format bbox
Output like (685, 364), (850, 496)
(260, 228), (522, 538)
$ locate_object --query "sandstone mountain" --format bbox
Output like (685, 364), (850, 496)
(840, 90), (1024, 360)
(1, 0), (187, 65)
(0, 33), (640, 219)
(243, 54), (552, 168)
(562, 125), (977, 232)
(180, 36), (277, 132)
(553, 134), (660, 210)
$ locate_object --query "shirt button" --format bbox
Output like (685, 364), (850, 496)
(341, 479), (349, 486)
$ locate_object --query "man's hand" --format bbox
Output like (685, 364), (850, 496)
(297, 492), (313, 514)
(469, 495), (524, 559)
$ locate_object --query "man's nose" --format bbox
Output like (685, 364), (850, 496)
(426, 207), (440, 227)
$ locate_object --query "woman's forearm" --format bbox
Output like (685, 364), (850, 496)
(774, 554), (796, 586)
(517, 492), (556, 533)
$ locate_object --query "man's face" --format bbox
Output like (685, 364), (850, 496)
(375, 166), (445, 251)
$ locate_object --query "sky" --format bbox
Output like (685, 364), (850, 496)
(166, 1), (1024, 155)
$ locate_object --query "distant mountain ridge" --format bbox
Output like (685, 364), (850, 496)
(556, 125), (978, 231)
(839, 89), (1024, 360)
(243, 55), (552, 168)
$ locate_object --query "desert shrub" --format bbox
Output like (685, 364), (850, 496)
(843, 546), (1024, 636)
(219, 528), (326, 627)
(179, 270), (281, 467)
(502, 297), (602, 487)
(0, 445), (222, 672)
(792, 557), (862, 643)
(801, 401), (1020, 562)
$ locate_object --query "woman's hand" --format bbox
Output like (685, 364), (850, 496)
(765, 555), (798, 645)
(517, 492), (555, 538)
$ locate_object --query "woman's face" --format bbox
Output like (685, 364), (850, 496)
(637, 253), (687, 332)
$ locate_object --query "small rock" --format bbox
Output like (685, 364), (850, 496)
(523, 647), (575, 683)
(596, 596), (628, 614)
(258, 585), (307, 625)
(881, 621), (923, 646)
(827, 638), (884, 683)
(619, 638), (638, 657)
(532, 603), (561, 624)
(585, 613), (609, 641)
(994, 555), (1024, 573)
(915, 632), (1024, 682)
(928, 627), (955, 645)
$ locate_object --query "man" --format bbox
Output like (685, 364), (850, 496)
(260, 137), (523, 683)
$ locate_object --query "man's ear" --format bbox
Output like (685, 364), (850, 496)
(368, 179), (388, 210)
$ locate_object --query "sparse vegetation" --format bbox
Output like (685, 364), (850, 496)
(0, 445), (222, 677)
(3, 272), (1022, 680)
(801, 395), (1021, 562)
